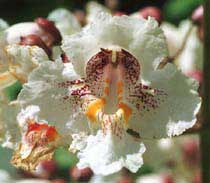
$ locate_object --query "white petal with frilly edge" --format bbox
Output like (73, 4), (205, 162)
(0, 95), (21, 149)
(73, 129), (145, 175)
(127, 63), (201, 139)
(62, 13), (168, 81)
(18, 61), (90, 135)
(6, 44), (48, 83)
(48, 8), (81, 37)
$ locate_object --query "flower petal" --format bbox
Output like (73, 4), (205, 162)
(72, 128), (145, 175)
(0, 19), (8, 32)
(6, 45), (49, 83)
(0, 71), (17, 90)
(0, 93), (21, 149)
(62, 13), (168, 81)
(86, 1), (111, 23)
(4, 23), (43, 44)
(48, 8), (81, 37)
(127, 64), (201, 138)
(18, 61), (89, 135)
(11, 107), (62, 171)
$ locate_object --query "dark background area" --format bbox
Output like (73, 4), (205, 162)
(0, 0), (202, 25)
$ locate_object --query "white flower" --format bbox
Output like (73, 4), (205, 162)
(162, 20), (203, 76)
(5, 45), (48, 83)
(89, 173), (120, 183)
(17, 13), (200, 175)
(0, 169), (13, 183)
(48, 8), (81, 37)
(3, 22), (44, 45)
(86, 1), (111, 23)
(11, 105), (65, 171)
(0, 92), (21, 149)
(137, 174), (176, 183)
(0, 17), (63, 89)
(0, 21), (50, 88)
(15, 180), (51, 183)
(0, 19), (8, 32)
(0, 169), (50, 183)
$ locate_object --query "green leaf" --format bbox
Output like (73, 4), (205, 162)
(54, 147), (78, 170)
(132, 164), (154, 180)
(5, 81), (22, 101)
(163, 0), (202, 25)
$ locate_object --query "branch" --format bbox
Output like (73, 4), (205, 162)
(200, 0), (210, 182)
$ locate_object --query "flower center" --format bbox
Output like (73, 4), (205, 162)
(85, 48), (140, 127)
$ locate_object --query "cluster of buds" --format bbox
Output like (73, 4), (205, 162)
(191, 6), (204, 41)
(19, 17), (62, 58)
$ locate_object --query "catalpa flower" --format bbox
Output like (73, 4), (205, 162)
(48, 8), (81, 37)
(0, 17), (62, 89)
(0, 45), (49, 90)
(162, 20), (203, 82)
(17, 13), (201, 175)
(11, 105), (64, 171)
(0, 93), (20, 148)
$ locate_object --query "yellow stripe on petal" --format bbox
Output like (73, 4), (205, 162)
(117, 81), (123, 95)
(85, 98), (105, 122)
(118, 102), (132, 124)
(0, 71), (17, 90)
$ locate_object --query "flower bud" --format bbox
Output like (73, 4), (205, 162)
(61, 53), (70, 63)
(105, 0), (119, 11)
(51, 179), (68, 183)
(35, 17), (62, 46)
(139, 6), (162, 24)
(181, 139), (200, 167)
(162, 174), (174, 183)
(20, 34), (52, 57)
(193, 171), (201, 183)
(113, 11), (126, 16)
(191, 6), (204, 41)
(34, 160), (58, 179)
(74, 10), (86, 26)
(70, 166), (93, 182)
(186, 70), (203, 84)
(191, 6), (203, 25)
(117, 176), (135, 183)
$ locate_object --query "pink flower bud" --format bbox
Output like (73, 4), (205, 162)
(191, 6), (204, 41)
(51, 179), (68, 183)
(74, 10), (86, 26)
(20, 34), (52, 57)
(70, 166), (93, 182)
(35, 160), (58, 178)
(117, 176), (135, 183)
(186, 70), (203, 84)
(193, 171), (201, 183)
(61, 53), (70, 63)
(162, 174), (175, 183)
(35, 17), (62, 46)
(113, 11), (126, 16)
(181, 139), (200, 167)
(191, 6), (203, 25)
(139, 6), (162, 24)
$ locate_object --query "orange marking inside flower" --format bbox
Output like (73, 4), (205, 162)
(118, 102), (132, 124)
(26, 123), (59, 144)
(104, 87), (110, 95)
(85, 98), (105, 122)
(117, 81), (123, 94)
(105, 78), (110, 83)
(117, 96), (122, 102)
(0, 72), (16, 87)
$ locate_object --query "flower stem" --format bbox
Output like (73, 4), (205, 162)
(201, 0), (210, 182)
